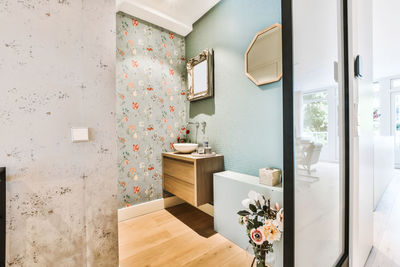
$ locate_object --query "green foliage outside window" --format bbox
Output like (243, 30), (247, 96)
(303, 91), (328, 144)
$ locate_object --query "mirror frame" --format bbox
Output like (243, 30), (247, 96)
(245, 23), (282, 86)
(186, 49), (214, 101)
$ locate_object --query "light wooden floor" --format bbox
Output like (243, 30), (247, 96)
(118, 203), (253, 267)
(366, 172), (400, 267)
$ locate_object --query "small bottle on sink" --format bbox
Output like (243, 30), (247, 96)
(203, 136), (209, 148)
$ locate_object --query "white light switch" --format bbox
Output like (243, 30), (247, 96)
(71, 128), (89, 142)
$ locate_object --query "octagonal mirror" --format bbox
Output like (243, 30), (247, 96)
(245, 23), (282, 86)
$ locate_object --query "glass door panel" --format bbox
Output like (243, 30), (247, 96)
(293, 0), (346, 265)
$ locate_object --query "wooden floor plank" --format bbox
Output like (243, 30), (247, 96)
(366, 173), (400, 267)
(118, 203), (253, 267)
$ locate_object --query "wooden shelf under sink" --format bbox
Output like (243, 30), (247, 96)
(162, 152), (224, 207)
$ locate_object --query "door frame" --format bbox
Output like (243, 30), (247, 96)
(390, 91), (400, 168)
(281, 0), (350, 266)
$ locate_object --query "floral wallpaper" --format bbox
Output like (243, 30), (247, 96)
(116, 13), (187, 208)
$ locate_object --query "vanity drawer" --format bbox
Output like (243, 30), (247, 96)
(163, 157), (194, 184)
(163, 174), (195, 206)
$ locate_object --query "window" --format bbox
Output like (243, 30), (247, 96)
(302, 91), (328, 145)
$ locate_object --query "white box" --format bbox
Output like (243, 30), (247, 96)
(259, 168), (281, 186)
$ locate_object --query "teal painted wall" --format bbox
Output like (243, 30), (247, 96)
(185, 0), (283, 176)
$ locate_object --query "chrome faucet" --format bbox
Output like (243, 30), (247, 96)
(186, 121), (199, 144)
(200, 121), (206, 134)
(186, 121), (200, 128)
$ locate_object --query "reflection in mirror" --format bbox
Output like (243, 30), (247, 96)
(187, 49), (214, 101)
(245, 23), (282, 86)
(193, 60), (208, 94)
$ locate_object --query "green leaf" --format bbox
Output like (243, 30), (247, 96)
(237, 210), (250, 216)
(249, 204), (257, 212)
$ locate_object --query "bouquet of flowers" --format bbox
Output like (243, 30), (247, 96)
(237, 191), (283, 267)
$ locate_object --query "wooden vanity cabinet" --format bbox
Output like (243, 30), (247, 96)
(162, 152), (224, 206)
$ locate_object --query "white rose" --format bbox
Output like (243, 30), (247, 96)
(241, 198), (252, 209)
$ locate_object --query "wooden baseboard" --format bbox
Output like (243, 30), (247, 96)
(118, 196), (185, 222)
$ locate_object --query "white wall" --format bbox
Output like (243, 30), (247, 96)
(0, 0), (118, 265)
(373, 0), (400, 80)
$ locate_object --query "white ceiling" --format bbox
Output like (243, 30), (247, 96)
(116, 0), (221, 36)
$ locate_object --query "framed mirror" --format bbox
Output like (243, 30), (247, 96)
(245, 23), (282, 86)
(187, 49), (214, 101)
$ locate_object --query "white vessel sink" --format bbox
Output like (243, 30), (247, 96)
(173, 143), (198, 153)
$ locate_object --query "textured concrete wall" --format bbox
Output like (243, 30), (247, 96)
(0, 0), (118, 266)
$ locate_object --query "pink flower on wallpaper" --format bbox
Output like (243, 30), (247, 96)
(147, 126), (154, 131)
(119, 137), (126, 143)
(132, 19), (139, 26)
(129, 125), (135, 131)
(181, 57), (185, 61)
(169, 69), (174, 75)
(146, 87), (153, 91)
(148, 166), (154, 171)
(133, 186), (140, 194)
(169, 106), (175, 112)
(169, 33), (174, 39)
(124, 30), (128, 36)
(128, 82), (134, 88)
(124, 73), (128, 78)
(118, 49), (125, 56)
(129, 167), (136, 174)
(132, 60), (138, 67)
(124, 117), (129, 122)
(163, 43), (167, 48)
(180, 91), (186, 95)
(146, 48), (153, 51)
(128, 40), (134, 46)
(170, 143), (174, 150)
(119, 93), (125, 99)
(132, 144), (139, 152)
(132, 102), (139, 110)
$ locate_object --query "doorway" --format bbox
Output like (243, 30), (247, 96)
(282, 0), (350, 266)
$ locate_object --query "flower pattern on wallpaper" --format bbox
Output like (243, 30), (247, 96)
(116, 13), (187, 208)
